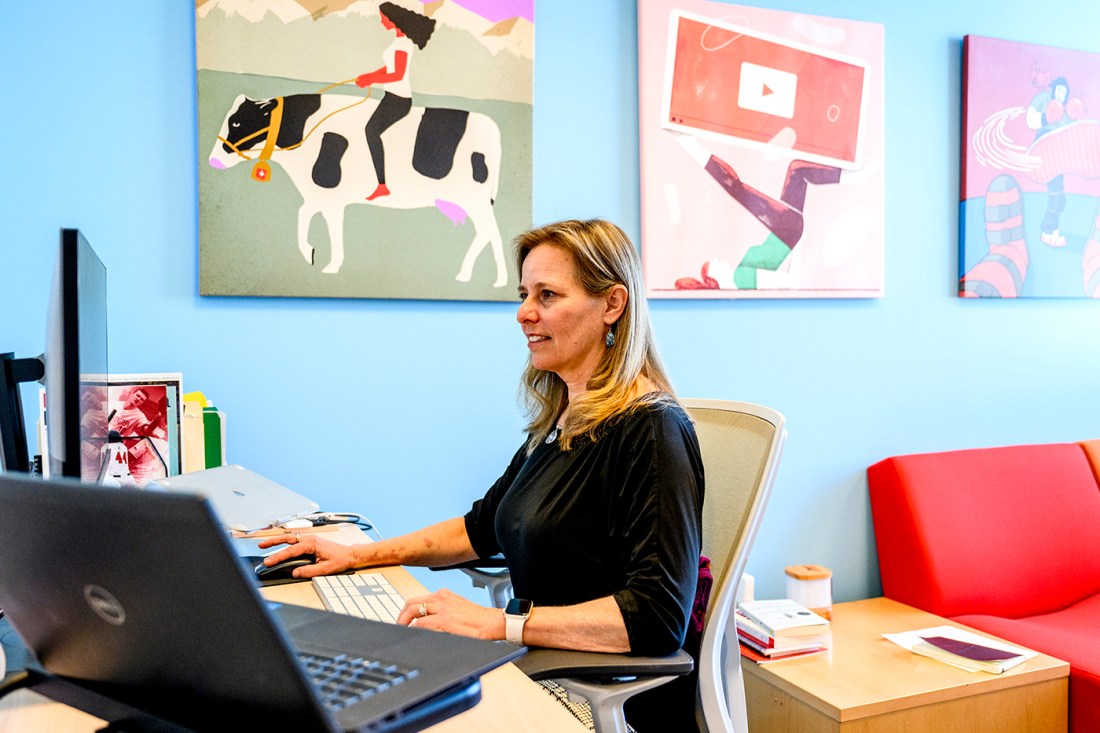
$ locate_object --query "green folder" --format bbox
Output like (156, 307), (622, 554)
(201, 406), (225, 468)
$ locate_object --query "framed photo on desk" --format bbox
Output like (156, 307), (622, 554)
(104, 373), (184, 485)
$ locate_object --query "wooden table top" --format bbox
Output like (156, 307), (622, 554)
(740, 596), (1070, 722)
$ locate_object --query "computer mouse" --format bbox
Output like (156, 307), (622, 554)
(254, 553), (317, 581)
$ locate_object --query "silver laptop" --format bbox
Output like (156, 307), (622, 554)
(148, 464), (320, 532)
(0, 472), (524, 732)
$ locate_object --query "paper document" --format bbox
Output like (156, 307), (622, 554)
(883, 625), (1035, 674)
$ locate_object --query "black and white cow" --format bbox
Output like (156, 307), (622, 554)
(208, 93), (506, 286)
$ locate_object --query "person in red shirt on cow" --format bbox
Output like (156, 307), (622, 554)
(355, 2), (436, 201)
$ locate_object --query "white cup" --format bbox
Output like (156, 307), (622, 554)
(785, 564), (833, 620)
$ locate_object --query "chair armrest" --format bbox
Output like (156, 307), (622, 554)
(430, 556), (513, 608)
(428, 555), (509, 572)
(515, 648), (693, 681)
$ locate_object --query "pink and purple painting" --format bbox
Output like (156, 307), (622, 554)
(960, 35), (1100, 298)
(638, 0), (884, 299)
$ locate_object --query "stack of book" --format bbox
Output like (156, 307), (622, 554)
(736, 598), (831, 662)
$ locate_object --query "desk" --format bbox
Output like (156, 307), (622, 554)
(0, 524), (587, 733)
(741, 597), (1069, 733)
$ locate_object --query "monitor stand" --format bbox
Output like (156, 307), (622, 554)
(0, 352), (45, 474)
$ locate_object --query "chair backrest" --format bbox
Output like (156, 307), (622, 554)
(681, 399), (786, 733)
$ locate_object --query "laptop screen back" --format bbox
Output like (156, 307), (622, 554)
(0, 472), (331, 729)
(0, 473), (524, 733)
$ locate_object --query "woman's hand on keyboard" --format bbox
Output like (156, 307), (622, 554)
(397, 588), (504, 641)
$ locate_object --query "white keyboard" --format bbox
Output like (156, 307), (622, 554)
(312, 573), (406, 624)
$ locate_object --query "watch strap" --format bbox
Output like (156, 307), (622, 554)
(504, 600), (532, 645)
(505, 612), (526, 645)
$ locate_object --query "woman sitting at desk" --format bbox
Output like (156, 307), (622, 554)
(260, 218), (704, 730)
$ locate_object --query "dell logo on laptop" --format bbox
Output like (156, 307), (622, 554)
(84, 585), (126, 626)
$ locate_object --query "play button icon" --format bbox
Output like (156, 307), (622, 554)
(738, 62), (797, 119)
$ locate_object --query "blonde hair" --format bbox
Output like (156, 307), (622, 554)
(515, 219), (676, 452)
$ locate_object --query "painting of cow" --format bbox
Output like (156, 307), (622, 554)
(207, 91), (507, 288)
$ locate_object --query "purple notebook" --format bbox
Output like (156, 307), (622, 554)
(919, 635), (1020, 661)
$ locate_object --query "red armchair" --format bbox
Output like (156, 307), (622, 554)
(868, 441), (1100, 733)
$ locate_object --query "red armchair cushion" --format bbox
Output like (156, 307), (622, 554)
(868, 443), (1100, 618)
(955, 594), (1100, 733)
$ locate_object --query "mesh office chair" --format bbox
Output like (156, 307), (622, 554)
(442, 399), (785, 733)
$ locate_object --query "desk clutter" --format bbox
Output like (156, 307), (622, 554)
(736, 598), (831, 662)
(182, 390), (226, 473)
(32, 374), (214, 486)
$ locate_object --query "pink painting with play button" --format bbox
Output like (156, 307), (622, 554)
(663, 11), (868, 169)
(640, 0), (884, 299)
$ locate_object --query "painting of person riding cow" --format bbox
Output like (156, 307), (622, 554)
(195, 0), (533, 300)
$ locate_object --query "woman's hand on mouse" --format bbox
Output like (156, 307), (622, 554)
(256, 534), (355, 578)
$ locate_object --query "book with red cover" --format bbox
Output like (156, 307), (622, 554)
(738, 641), (826, 663)
(737, 630), (827, 657)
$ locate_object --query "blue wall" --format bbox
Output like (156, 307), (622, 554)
(4, 1), (1100, 602)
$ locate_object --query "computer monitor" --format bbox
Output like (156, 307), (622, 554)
(44, 228), (110, 481)
(0, 352), (44, 473)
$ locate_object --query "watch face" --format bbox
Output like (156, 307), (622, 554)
(506, 598), (533, 616)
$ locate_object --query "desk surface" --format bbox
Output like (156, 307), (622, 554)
(0, 524), (587, 733)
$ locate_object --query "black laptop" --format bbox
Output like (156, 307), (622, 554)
(0, 472), (524, 732)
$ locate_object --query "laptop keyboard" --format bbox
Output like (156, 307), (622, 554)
(299, 650), (419, 712)
(313, 573), (406, 623)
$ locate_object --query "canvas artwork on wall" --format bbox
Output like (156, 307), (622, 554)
(638, 0), (885, 299)
(196, 0), (533, 301)
(960, 35), (1100, 298)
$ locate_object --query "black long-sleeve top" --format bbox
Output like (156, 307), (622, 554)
(464, 397), (704, 655)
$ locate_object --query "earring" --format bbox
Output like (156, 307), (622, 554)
(605, 329), (616, 348)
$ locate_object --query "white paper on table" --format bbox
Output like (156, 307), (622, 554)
(882, 625), (1036, 673)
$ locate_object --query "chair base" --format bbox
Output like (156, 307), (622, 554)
(559, 674), (679, 733)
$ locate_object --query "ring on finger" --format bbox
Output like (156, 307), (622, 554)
(418, 602), (428, 618)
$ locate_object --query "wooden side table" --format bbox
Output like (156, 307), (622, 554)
(741, 597), (1069, 733)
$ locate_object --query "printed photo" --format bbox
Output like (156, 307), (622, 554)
(100, 374), (184, 487)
